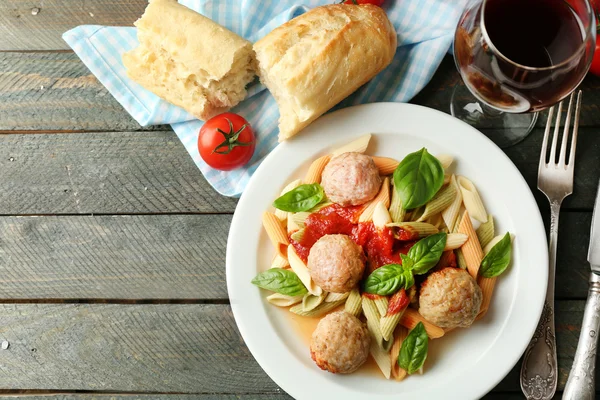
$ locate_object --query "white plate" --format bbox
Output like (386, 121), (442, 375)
(226, 103), (547, 400)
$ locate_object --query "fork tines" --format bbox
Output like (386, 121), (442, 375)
(539, 90), (582, 170)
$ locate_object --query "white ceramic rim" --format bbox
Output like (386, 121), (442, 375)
(226, 103), (548, 400)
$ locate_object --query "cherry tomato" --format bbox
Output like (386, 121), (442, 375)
(341, 0), (384, 6)
(198, 113), (255, 171)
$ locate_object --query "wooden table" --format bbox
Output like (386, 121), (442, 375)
(1, 2), (599, 399)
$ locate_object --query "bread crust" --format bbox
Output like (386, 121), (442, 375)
(254, 4), (397, 141)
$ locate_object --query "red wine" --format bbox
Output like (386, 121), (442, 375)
(454, 0), (593, 112)
(484, 0), (583, 68)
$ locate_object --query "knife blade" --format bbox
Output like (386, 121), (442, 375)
(588, 178), (600, 270)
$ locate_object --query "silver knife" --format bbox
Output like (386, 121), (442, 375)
(563, 178), (600, 400)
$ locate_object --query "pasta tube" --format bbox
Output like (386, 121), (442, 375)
(372, 201), (392, 229)
(304, 154), (331, 184)
(418, 182), (457, 222)
(266, 293), (303, 307)
(308, 201), (332, 212)
(290, 299), (345, 317)
(457, 211), (484, 279)
(275, 179), (302, 221)
(457, 176), (488, 223)
(477, 276), (496, 319)
(370, 335), (392, 379)
(359, 177), (390, 222)
(372, 156), (399, 176)
(344, 288), (362, 317)
(374, 296), (389, 318)
(441, 175), (463, 232)
(362, 295), (392, 351)
(270, 254), (290, 269)
(287, 245), (322, 296)
(290, 228), (305, 242)
(302, 292), (327, 312)
(436, 154), (454, 170)
(390, 326), (409, 381)
(381, 313), (402, 342)
(324, 292), (350, 302)
(476, 214), (495, 248)
(331, 134), (372, 156)
(444, 233), (468, 251)
(287, 211), (300, 234)
(291, 212), (311, 229)
(456, 249), (468, 270)
(400, 308), (444, 339)
(262, 212), (289, 259)
(386, 222), (439, 239)
(389, 184), (406, 223)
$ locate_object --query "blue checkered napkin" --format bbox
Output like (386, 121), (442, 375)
(63, 0), (466, 197)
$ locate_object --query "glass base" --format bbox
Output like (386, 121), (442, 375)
(450, 84), (538, 148)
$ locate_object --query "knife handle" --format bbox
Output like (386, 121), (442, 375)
(563, 272), (600, 400)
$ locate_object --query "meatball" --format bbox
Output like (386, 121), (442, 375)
(310, 311), (370, 374)
(308, 234), (365, 293)
(321, 152), (382, 206)
(418, 267), (483, 329)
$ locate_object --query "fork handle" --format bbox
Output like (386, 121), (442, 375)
(520, 199), (560, 400)
(563, 272), (600, 400)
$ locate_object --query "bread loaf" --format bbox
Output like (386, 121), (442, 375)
(253, 4), (397, 141)
(122, 0), (257, 121)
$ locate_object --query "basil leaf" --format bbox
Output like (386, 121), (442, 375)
(364, 263), (413, 295)
(251, 269), (308, 296)
(393, 148), (444, 210)
(272, 183), (324, 212)
(480, 232), (512, 278)
(408, 232), (447, 275)
(398, 321), (429, 374)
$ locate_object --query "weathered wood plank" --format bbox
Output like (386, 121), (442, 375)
(0, 212), (590, 300)
(412, 56), (600, 129)
(0, 53), (166, 131)
(0, 0), (145, 51)
(0, 127), (597, 215)
(0, 131), (237, 214)
(0, 215), (229, 300)
(0, 302), (591, 393)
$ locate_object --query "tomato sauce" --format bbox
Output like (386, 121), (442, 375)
(289, 204), (414, 273)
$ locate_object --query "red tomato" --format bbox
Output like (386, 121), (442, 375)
(342, 0), (384, 5)
(587, 0), (600, 76)
(198, 113), (255, 171)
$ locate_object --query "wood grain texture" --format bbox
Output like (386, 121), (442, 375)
(0, 131), (237, 214)
(0, 215), (230, 299)
(0, 0), (146, 51)
(0, 53), (166, 131)
(0, 302), (590, 393)
(0, 212), (590, 300)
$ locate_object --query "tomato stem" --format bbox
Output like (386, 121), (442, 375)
(212, 118), (254, 155)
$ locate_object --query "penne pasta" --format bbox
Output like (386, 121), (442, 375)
(436, 154), (454, 170)
(275, 179), (302, 221)
(425, 213), (444, 230)
(344, 288), (362, 317)
(477, 276), (497, 319)
(370, 335), (392, 379)
(372, 201), (392, 229)
(263, 212), (289, 259)
(443, 174), (451, 185)
(324, 292), (350, 302)
(302, 292), (327, 312)
(390, 326), (409, 381)
(287, 211), (300, 234)
(331, 134), (372, 156)
(456, 249), (468, 270)
(476, 214), (495, 248)
(374, 296), (389, 318)
(372, 156), (399, 176)
(457, 211), (485, 279)
(362, 295), (393, 351)
(291, 212), (311, 229)
(304, 154), (331, 184)
(457, 176), (488, 223)
(409, 205), (425, 222)
(287, 245), (322, 296)
(386, 222), (439, 239)
(418, 182), (457, 222)
(290, 228), (305, 242)
(441, 175), (463, 232)
(483, 234), (505, 254)
(270, 254), (290, 269)
(444, 233), (468, 251)
(400, 308), (444, 339)
(359, 177), (391, 222)
(308, 201), (333, 212)
(290, 299), (345, 317)
(389, 184), (406, 223)
(266, 293), (303, 307)
(381, 312), (403, 342)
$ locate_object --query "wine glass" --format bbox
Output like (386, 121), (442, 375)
(451, 0), (595, 148)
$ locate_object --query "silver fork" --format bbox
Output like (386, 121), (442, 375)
(520, 90), (582, 400)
